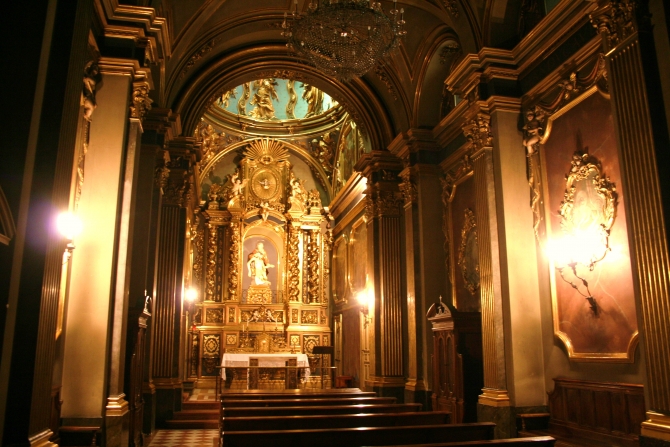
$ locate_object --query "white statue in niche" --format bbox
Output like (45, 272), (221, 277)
(247, 242), (274, 287)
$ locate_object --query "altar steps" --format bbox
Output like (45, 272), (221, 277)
(165, 401), (219, 429)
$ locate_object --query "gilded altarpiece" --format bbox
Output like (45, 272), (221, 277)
(188, 138), (332, 384)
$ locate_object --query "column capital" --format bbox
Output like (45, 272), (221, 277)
(388, 129), (441, 168)
(589, 0), (638, 52)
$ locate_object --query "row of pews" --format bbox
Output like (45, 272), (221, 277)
(219, 389), (555, 447)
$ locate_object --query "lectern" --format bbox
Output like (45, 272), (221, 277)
(312, 346), (334, 389)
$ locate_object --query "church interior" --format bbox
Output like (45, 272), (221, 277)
(1, 0), (670, 446)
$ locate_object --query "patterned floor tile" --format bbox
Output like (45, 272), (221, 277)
(149, 429), (218, 447)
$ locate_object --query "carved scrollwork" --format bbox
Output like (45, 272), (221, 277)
(82, 61), (100, 121)
(306, 230), (321, 304)
(192, 216), (204, 285)
(558, 153), (617, 268)
(180, 39), (216, 80)
(130, 81), (153, 119)
(399, 171), (418, 206)
(374, 64), (398, 101)
(457, 209), (480, 296)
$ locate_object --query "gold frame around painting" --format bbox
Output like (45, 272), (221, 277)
(332, 234), (349, 304)
(539, 85), (638, 363)
(348, 216), (367, 297)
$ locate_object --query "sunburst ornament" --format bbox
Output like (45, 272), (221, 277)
(244, 138), (290, 165)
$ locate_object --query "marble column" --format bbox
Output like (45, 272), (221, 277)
(591, 1), (670, 443)
(390, 130), (446, 408)
(356, 151), (406, 401)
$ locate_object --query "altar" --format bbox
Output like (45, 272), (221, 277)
(220, 353), (310, 380)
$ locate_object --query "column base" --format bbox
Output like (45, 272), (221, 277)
(143, 382), (156, 436)
(478, 389), (513, 438)
(641, 412), (670, 444)
(29, 430), (56, 447)
(404, 379), (430, 409)
(105, 396), (129, 447)
(367, 376), (406, 403)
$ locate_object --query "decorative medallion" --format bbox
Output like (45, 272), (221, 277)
(205, 308), (224, 324)
(457, 209), (480, 296)
(203, 334), (220, 356)
(228, 307), (236, 323)
(226, 334), (238, 346)
(301, 310), (319, 324)
(291, 308), (299, 324)
(251, 168), (280, 200)
(303, 335), (320, 354)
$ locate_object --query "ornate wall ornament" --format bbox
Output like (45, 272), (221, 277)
(441, 0), (459, 18)
(205, 308), (224, 324)
(558, 153), (617, 269)
(228, 307), (236, 323)
(439, 42), (461, 65)
(291, 308), (299, 324)
(227, 221), (241, 301)
(249, 79), (280, 120)
(457, 209), (480, 296)
(462, 113), (493, 151)
(206, 224), (218, 301)
(130, 81), (153, 119)
(373, 63), (398, 101)
(301, 310), (319, 324)
(522, 107), (545, 240)
(302, 84), (325, 118)
(217, 89), (237, 108)
(192, 217), (204, 285)
(287, 224), (301, 302)
(303, 335), (320, 354)
(179, 39), (216, 80)
(238, 82), (251, 115)
(163, 175), (188, 206)
(399, 171), (418, 206)
(590, 0), (637, 50)
(190, 333), (199, 376)
(154, 152), (171, 190)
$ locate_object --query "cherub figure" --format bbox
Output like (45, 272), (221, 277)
(522, 108), (544, 155)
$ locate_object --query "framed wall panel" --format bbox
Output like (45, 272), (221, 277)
(348, 217), (367, 296)
(332, 234), (349, 304)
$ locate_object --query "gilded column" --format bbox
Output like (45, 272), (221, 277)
(464, 114), (511, 433)
(357, 151), (405, 401)
(591, 1), (670, 442)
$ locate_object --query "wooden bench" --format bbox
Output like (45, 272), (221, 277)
(220, 422), (496, 447)
(374, 436), (556, 446)
(220, 396), (396, 407)
(220, 403), (423, 418)
(221, 411), (451, 431)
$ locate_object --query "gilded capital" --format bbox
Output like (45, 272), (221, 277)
(154, 151), (171, 190)
(398, 171), (418, 206)
(462, 113), (493, 152)
(590, 0), (637, 51)
(130, 81), (153, 119)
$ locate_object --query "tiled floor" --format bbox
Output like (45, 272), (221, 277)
(187, 388), (217, 401)
(148, 429), (218, 447)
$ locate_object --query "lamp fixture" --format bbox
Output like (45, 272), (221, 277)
(56, 211), (83, 248)
(282, 0), (407, 81)
(357, 290), (373, 327)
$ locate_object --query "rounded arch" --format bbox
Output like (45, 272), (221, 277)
(169, 45), (397, 152)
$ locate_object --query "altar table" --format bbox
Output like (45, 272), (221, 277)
(220, 353), (310, 380)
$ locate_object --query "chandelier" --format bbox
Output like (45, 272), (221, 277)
(282, 0), (407, 82)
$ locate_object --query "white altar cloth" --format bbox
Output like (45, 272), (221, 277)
(220, 353), (310, 380)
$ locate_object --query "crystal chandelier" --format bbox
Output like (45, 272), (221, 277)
(282, 0), (407, 82)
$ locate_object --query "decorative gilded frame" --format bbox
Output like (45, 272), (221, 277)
(332, 234), (349, 304)
(539, 85), (638, 362)
(457, 208), (480, 296)
(443, 166), (475, 310)
(348, 216), (367, 296)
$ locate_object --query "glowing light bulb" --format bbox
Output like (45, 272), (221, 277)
(56, 212), (83, 241)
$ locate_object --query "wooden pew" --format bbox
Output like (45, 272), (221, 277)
(220, 422), (496, 447)
(221, 411), (451, 431)
(220, 396), (396, 407)
(220, 403), (423, 418)
(373, 437), (556, 446)
(220, 390), (376, 399)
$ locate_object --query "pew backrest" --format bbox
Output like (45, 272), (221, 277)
(220, 403), (423, 417)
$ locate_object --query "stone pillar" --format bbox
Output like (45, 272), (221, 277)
(489, 101), (546, 421)
(60, 59), (140, 436)
(390, 130), (446, 408)
(357, 151), (405, 401)
(591, 1), (670, 443)
(130, 109), (180, 438)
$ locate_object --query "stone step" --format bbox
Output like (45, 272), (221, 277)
(171, 410), (219, 421)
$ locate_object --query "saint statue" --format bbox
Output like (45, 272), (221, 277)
(249, 79), (279, 120)
(247, 241), (274, 287)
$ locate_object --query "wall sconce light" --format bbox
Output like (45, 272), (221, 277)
(185, 287), (198, 302)
(56, 211), (83, 251)
(357, 291), (373, 328)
